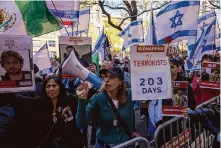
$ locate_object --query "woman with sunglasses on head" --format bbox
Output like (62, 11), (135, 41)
(2, 75), (82, 148)
(76, 64), (139, 148)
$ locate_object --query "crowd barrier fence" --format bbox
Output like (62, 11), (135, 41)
(112, 96), (220, 148)
(112, 137), (150, 148)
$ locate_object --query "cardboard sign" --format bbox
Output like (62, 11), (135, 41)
(0, 35), (35, 93)
(200, 62), (220, 89)
(59, 36), (92, 78)
(162, 81), (188, 117)
(130, 45), (172, 100)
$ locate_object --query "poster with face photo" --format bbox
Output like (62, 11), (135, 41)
(162, 81), (188, 117)
(0, 35), (34, 93)
(59, 36), (92, 78)
(200, 62), (220, 89)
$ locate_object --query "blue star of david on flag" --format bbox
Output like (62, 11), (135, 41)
(170, 10), (184, 28)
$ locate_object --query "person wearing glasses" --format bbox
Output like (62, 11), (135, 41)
(76, 64), (139, 148)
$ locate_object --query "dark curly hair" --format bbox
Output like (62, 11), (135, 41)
(0, 50), (24, 67)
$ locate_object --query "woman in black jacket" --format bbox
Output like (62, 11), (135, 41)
(3, 75), (82, 148)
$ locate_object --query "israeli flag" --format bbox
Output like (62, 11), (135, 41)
(119, 19), (144, 51)
(47, 1), (80, 26)
(60, 8), (90, 36)
(188, 11), (216, 55)
(155, 1), (200, 45)
(191, 19), (216, 66)
(33, 44), (52, 76)
(92, 28), (106, 56)
(144, 2), (157, 45)
(216, 20), (220, 51)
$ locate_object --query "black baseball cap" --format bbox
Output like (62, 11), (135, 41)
(100, 64), (124, 80)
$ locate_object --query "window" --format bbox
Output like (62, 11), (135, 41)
(48, 41), (56, 47)
(33, 40), (41, 47)
(96, 10), (100, 23)
(97, 27), (100, 35)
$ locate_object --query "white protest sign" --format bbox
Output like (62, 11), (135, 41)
(0, 35), (35, 93)
(130, 45), (172, 100)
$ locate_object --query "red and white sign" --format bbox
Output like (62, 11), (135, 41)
(162, 81), (188, 117)
(161, 129), (190, 148)
(200, 61), (220, 90)
(130, 45), (172, 100)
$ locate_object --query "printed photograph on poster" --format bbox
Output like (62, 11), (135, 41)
(59, 36), (92, 78)
(200, 62), (220, 89)
(162, 81), (188, 117)
(0, 35), (34, 92)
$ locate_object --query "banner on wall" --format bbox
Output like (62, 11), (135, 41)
(162, 81), (188, 117)
(59, 36), (92, 78)
(0, 35), (35, 92)
(130, 45), (172, 100)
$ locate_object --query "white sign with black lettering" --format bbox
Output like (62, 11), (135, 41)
(130, 45), (172, 100)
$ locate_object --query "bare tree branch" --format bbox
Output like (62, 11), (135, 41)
(123, 0), (133, 16)
(208, 0), (220, 9)
(103, 4), (129, 13)
(99, 0), (123, 31)
(130, 1), (138, 21)
(118, 1), (169, 28)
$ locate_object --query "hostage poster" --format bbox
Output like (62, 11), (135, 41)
(59, 36), (92, 78)
(162, 81), (188, 117)
(200, 61), (220, 89)
(0, 35), (35, 93)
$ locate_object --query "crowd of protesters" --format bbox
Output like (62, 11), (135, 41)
(0, 46), (220, 148)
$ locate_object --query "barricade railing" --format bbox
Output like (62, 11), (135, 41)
(112, 137), (150, 148)
(152, 96), (220, 148)
(196, 95), (220, 109)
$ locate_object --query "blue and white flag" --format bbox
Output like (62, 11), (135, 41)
(155, 1), (200, 45)
(144, 2), (157, 45)
(92, 28), (112, 62)
(188, 11), (216, 55)
(186, 11), (216, 70)
(119, 19), (144, 51)
(47, 1), (80, 26)
(216, 20), (220, 51)
(92, 28), (106, 56)
(33, 44), (52, 76)
(191, 19), (216, 66)
(60, 8), (90, 36)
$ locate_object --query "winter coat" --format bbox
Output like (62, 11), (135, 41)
(3, 93), (82, 148)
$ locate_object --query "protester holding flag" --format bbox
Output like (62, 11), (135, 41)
(76, 64), (139, 147)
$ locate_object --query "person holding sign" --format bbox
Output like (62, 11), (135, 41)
(76, 64), (139, 147)
(168, 58), (196, 110)
(192, 54), (220, 105)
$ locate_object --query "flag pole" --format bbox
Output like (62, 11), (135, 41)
(51, 0), (70, 36)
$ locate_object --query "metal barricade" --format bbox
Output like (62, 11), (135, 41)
(196, 96), (220, 109)
(152, 96), (220, 148)
(112, 137), (150, 148)
(152, 117), (189, 148)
